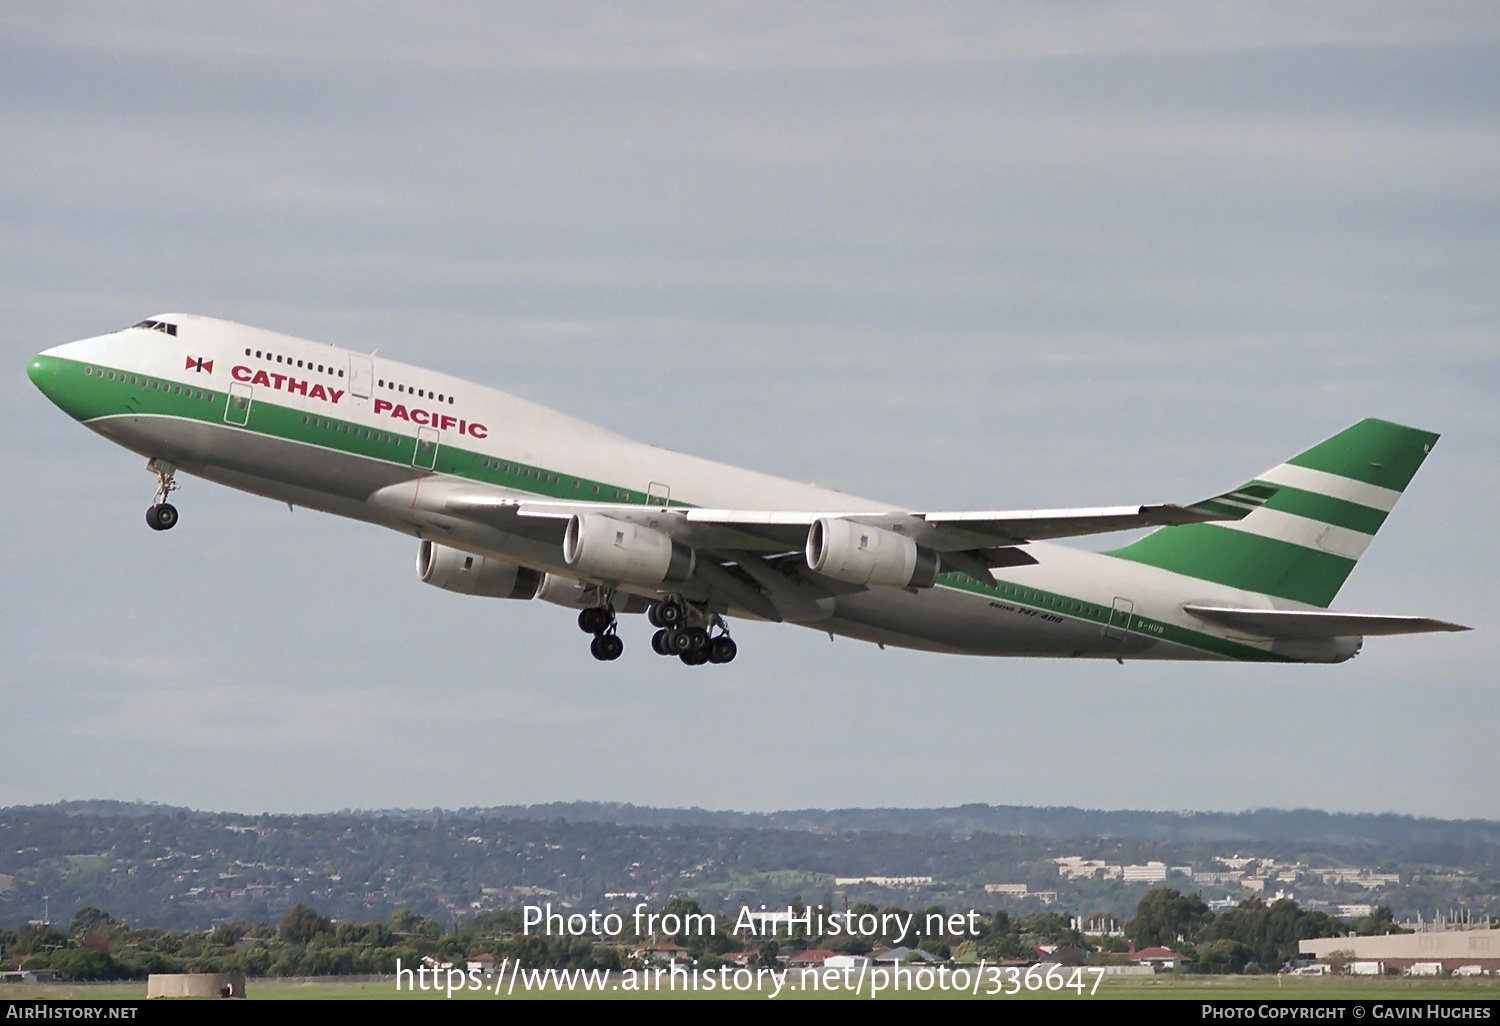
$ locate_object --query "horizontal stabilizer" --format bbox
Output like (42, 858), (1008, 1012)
(1183, 604), (1470, 639)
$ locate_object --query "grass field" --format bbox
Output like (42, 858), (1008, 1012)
(2, 974), (1498, 1001)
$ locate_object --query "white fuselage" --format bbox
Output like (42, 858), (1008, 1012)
(34, 315), (1349, 663)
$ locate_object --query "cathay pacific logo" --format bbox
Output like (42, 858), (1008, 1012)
(186, 356), (214, 374)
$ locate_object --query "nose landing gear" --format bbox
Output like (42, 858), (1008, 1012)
(145, 459), (180, 532)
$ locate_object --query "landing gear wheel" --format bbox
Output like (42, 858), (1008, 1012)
(708, 636), (737, 664)
(686, 627), (709, 653)
(590, 634), (624, 661)
(652, 629), (673, 656)
(144, 459), (181, 531)
(654, 599), (684, 627)
(679, 648), (710, 666)
(146, 503), (178, 531)
(578, 607), (611, 634)
(667, 628), (694, 655)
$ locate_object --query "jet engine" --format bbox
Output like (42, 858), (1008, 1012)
(805, 518), (940, 589)
(562, 513), (695, 586)
(416, 540), (541, 600)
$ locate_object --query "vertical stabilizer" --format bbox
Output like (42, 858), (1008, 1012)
(1108, 418), (1439, 607)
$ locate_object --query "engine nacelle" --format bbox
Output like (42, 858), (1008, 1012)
(562, 513), (695, 586)
(806, 518), (940, 589)
(417, 540), (541, 600)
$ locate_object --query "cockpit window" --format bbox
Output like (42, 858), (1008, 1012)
(131, 319), (178, 336)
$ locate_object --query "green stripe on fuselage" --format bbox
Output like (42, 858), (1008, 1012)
(933, 572), (1291, 662)
(40, 355), (665, 507)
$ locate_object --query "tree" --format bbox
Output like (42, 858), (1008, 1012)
(1354, 906), (1405, 936)
(1197, 939), (1254, 974)
(279, 903), (331, 944)
(1127, 888), (1212, 948)
(70, 908), (115, 936)
(390, 909), (441, 940)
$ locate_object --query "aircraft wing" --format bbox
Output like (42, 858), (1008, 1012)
(439, 487), (1258, 616)
(443, 492), (1248, 553)
(1183, 605), (1471, 639)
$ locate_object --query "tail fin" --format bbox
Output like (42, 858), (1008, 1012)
(1109, 418), (1439, 607)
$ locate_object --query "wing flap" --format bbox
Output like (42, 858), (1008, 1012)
(1183, 605), (1471, 639)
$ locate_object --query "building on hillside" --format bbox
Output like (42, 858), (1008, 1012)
(1193, 871), (1243, 885)
(1122, 862), (1168, 883)
(1053, 857), (1122, 880)
(985, 883), (1028, 897)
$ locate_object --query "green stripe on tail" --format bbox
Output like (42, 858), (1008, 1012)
(1108, 418), (1438, 607)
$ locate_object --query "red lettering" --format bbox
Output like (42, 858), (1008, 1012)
(270, 372), (287, 390)
(287, 378), (308, 396)
(309, 383), (328, 401)
(439, 414), (457, 431)
(251, 370), (271, 387)
(374, 399), (392, 414)
(391, 404), (410, 421)
(469, 422), (488, 439)
(232, 365), (252, 382)
(411, 409), (429, 426)
(458, 419), (466, 435)
(328, 389), (344, 404)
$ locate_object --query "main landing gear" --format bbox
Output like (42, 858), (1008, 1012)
(578, 602), (624, 661)
(145, 458), (180, 532)
(648, 598), (737, 666)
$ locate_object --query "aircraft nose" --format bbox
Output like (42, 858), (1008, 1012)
(27, 354), (59, 398)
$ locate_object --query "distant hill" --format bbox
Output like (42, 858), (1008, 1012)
(433, 802), (1500, 847)
(2, 801), (1495, 931)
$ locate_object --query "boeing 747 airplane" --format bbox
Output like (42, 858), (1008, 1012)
(28, 314), (1468, 665)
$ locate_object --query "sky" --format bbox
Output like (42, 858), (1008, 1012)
(2, 2), (1497, 819)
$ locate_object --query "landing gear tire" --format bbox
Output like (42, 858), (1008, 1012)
(686, 627), (709, 653)
(679, 648), (710, 666)
(652, 629), (673, 655)
(654, 599), (684, 627)
(708, 636), (737, 664)
(667, 628), (695, 655)
(578, 607), (611, 634)
(590, 633), (623, 661)
(146, 503), (178, 531)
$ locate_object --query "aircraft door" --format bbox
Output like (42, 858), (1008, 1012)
(1103, 597), (1134, 640)
(348, 354), (374, 401)
(647, 482), (671, 507)
(413, 425), (439, 471)
(224, 383), (252, 427)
